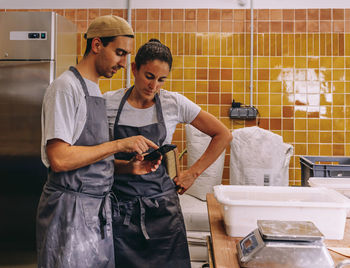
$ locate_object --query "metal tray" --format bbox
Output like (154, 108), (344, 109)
(257, 220), (324, 242)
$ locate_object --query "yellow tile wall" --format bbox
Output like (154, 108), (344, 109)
(3, 8), (350, 185)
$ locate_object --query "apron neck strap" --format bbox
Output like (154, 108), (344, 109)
(69, 66), (90, 97)
(153, 93), (165, 126)
(115, 86), (165, 126)
(114, 86), (133, 126)
(114, 86), (167, 145)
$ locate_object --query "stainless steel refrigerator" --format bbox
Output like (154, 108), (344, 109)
(0, 11), (76, 249)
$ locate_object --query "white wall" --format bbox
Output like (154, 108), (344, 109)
(1, 0), (350, 9)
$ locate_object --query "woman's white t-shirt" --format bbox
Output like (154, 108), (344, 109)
(103, 88), (201, 144)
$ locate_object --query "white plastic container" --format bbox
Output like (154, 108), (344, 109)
(213, 185), (350, 240)
(309, 177), (350, 218)
(309, 177), (350, 198)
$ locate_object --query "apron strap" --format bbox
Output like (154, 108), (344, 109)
(138, 196), (159, 240)
(69, 66), (90, 97)
(114, 86), (167, 146)
(98, 191), (118, 239)
(154, 93), (167, 146)
(120, 188), (174, 240)
(114, 86), (133, 128)
(122, 202), (133, 226)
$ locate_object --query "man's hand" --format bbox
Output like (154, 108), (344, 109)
(116, 135), (159, 155)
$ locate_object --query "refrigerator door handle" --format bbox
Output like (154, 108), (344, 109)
(50, 60), (55, 84)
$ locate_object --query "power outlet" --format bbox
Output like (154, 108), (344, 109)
(229, 106), (258, 120)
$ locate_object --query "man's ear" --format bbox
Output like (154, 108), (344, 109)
(131, 62), (137, 76)
(91, 37), (102, 54)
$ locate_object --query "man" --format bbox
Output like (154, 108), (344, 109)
(37, 15), (158, 268)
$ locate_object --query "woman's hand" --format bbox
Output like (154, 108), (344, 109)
(129, 154), (163, 175)
(173, 169), (197, 195)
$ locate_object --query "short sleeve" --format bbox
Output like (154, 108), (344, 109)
(176, 93), (201, 124)
(41, 75), (82, 167)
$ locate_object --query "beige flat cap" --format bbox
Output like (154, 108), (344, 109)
(85, 15), (134, 39)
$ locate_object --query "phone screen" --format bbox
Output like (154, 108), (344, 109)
(144, 144), (177, 161)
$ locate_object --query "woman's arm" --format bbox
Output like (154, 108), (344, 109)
(173, 110), (232, 194)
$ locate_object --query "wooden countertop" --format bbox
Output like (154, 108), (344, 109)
(206, 193), (350, 268)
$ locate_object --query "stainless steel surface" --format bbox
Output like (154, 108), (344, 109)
(0, 12), (54, 60)
(0, 61), (50, 156)
(237, 221), (334, 268)
(0, 11), (76, 249)
(241, 239), (335, 268)
(257, 220), (324, 242)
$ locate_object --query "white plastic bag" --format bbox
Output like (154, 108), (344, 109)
(230, 126), (293, 186)
(185, 124), (226, 200)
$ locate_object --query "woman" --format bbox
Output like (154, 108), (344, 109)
(104, 39), (232, 268)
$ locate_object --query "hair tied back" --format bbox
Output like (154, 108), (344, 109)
(148, 38), (161, 44)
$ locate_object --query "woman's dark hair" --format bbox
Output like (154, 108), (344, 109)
(83, 36), (116, 57)
(134, 39), (173, 71)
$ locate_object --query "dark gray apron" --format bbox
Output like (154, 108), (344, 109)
(112, 87), (190, 268)
(36, 67), (115, 268)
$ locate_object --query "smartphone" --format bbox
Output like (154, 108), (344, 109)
(143, 144), (177, 161)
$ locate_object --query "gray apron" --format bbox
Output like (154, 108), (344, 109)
(36, 67), (115, 268)
(112, 87), (190, 268)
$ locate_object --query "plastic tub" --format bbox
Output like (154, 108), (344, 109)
(309, 178), (350, 198)
(299, 156), (350, 186)
(309, 177), (350, 218)
(213, 185), (350, 240)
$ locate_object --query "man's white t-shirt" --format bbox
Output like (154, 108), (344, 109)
(41, 70), (101, 167)
(103, 88), (201, 144)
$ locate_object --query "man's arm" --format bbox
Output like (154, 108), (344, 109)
(46, 136), (158, 172)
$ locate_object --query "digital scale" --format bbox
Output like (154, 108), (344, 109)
(237, 220), (334, 268)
